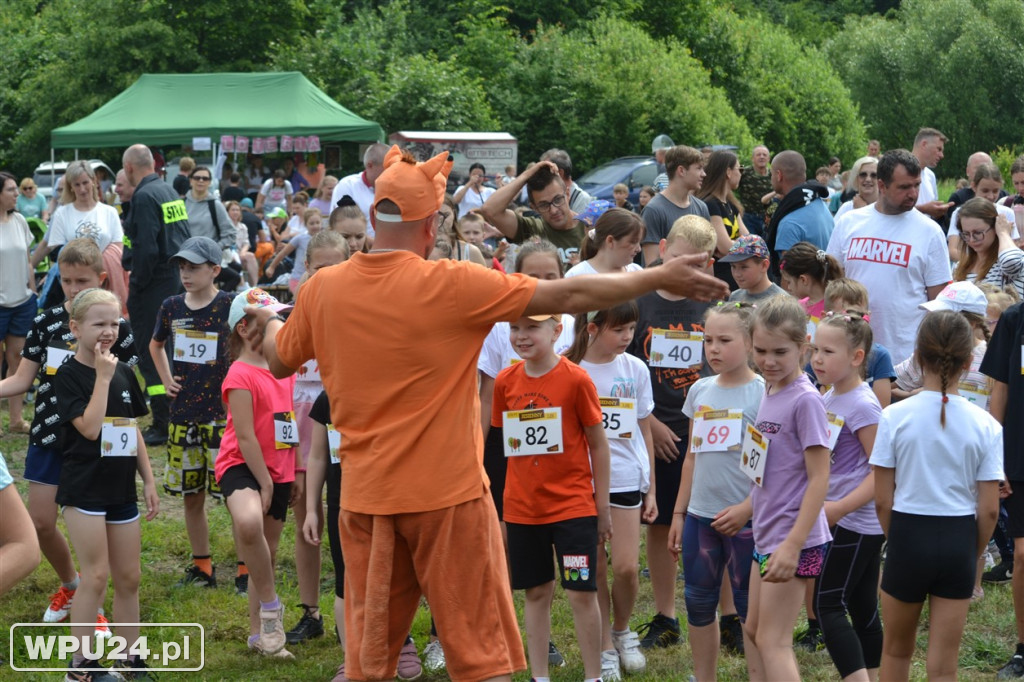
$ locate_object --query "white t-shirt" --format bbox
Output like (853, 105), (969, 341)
(477, 314), (576, 379)
(579, 354), (655, 493)
(947, 202), (1019, 240)
(917, 167), (938, 205)
(834, 199), (875, 223)
(456, 185), (495, 218)
(330, 172), (376, 238)
(48, 202), (123, 252)
(564, 260), (642, 278)
(827, 206), (952, 364)
(259, 179), (293, 212)
(869, 391), (1003, 516)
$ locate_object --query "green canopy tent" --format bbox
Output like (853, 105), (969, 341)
(50, 71), (384, 153)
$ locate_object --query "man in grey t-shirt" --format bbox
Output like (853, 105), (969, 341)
(641, 145), (710, 266)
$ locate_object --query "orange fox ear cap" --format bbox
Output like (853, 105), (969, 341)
(373, 145), (454, 223)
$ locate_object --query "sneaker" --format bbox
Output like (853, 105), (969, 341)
(997, 653), (1024, 680)
(794, 626), (824, 652)
(95, 612), (112, 640)
(548, 640), (565, 667)
(248, 634), (295, 659)
(141, 426), (167, 446)
(45, 586), (76, 623)
(64, 660), (125, 681)
(396, 637), (422, 680)
(258, 605), (286, 655)
(611, 629), (646, 673)
(422, 640), (446, 673)
(285, 605), (324, 644)
(235, 574), (249, 595)
(719, 614), (745, 655)
(984, 560), (1014, 584)
(114, 657), (156, 681)
(971, 586), (985, 602)
(331, 662), (348, 682)
(637, 613), (681, 649)
(601, 649), (622, 681)
(176, 565), (216, 588)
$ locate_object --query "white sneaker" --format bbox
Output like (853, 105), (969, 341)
(423, 639), (446, 672)
(612, 629), (646, 674)
(43, 585), (75, 623)
(601, 648), (622, 681)
(258, 605), (286, 654)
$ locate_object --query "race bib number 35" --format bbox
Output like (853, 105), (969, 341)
(274, 411), (299, 450)
(649, 329), (704, 368)
(101, 417), (138, 457)
(740, 424), (769, 487)
(173, 330), (219, 365)
(691, 409), (743, 453)
(599, 398), (638, 439)
(502, 407), (563, 457)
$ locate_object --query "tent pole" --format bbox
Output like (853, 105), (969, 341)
(50, 149), (55, 197)
(74, 149), (79, 161)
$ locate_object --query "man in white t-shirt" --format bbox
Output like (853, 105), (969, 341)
(912, 127), (951, 221)
(827, 149), (951, 364)
(330, 143), (389, 238)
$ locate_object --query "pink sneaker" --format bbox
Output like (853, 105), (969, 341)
(396, 638), (422, 681)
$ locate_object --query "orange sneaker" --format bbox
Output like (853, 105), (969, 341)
(43, 586), (75, 623)
(95, 612), (112, 639)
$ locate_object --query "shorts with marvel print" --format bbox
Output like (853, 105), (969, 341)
(753, 542), (829, 579)
(506, 516), (598, 591)
(164, 421), (225, 497)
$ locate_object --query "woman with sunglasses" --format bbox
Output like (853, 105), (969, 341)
(952, 197), (1024, 298)
(833, 156), (879, 222)
(16, 178), (49, 221)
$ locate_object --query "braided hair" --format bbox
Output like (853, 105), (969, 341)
(914, 310), (974, 427)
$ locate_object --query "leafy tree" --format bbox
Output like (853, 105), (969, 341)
(826, 0), (1024, 175)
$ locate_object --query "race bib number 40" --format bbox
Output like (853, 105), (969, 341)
(274, 411), (299, 450)
(502, 407), (563, 457)
(649, 330), (704, 368)
(691, 409), (743, 453)
(173, 330), (218, 365)
(101, 417), (138, 457)
(599, 398), (637, 439)
(740, 424), (769, 487)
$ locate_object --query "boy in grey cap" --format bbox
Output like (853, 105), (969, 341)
(724, 235), (787, 303)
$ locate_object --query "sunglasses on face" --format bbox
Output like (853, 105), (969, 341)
(191, 175), (211, 182)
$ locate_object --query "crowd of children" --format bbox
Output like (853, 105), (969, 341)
(1, 143), (1022, 682)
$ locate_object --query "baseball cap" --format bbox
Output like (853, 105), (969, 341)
(719, 235), (770, 263)
(577, 200), (614, 228)
(527, 314), (561, 322)
(373, 146), (453, 224)
(919, 281), (987, 316)
(228, 288), (290, 329)
(170, 236), (221, 265)
(240, 197), (254, 208)
(266, 207), (287, 220)
(652, 134), (675, 152)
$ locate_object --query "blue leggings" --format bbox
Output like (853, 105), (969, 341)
(681, 513), (754, 627)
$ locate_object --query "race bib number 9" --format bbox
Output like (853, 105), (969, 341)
(45, 345), (75, 376)
(740, 424), (769, 487)
(327, 424), (341, 464)
(649, 329), (704, 368)
(691, 409), (743, 453)
(826, 412), (845, 452)
(173, 330), (219, 365)
(161, 199), (188, 224)
(101, 417), (138, 457)
(274, 411), (299, 450)
(502, 407), (563, 457)
(598, 398), (638, 439)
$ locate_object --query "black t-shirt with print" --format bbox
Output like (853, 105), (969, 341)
(704, 196), (742, 291)
(21, 305), (137, 449)
(152, 291), (233, 423)
(309, 390), (340, 508)
(55, 358), (148, 507)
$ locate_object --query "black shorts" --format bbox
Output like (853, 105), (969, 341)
(646, 454), (683, 526)
(609, 490), (643, 509)
(506, 516), (598, 592)
(483, 427), (507, 519)
(219, 464), (291, 522)
(881, 511), (976, 602)
(1003, 480), (1024, 538)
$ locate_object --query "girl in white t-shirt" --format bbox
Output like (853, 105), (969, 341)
(870, 310), (1003, 682)
(565, 207), (644, 278)
(667, 301), (763, 682)
(565, 301), (655, 680)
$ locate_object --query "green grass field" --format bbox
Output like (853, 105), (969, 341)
(0, 409), (1016, 681)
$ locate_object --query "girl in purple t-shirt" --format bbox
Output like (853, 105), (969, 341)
(811, 311), (884, 681)
(744, 295), (831, 682)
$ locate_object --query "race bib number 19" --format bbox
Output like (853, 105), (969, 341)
(599, 398), (638, 439)
(740, 424), (769, 487)
(691, 409), (743, 453)
(502, 407), (563, 457)
(173, 330), (218, 365)
(101, 417), (138, 457)
(649, 330), (704, 368)
(274, 411), (299, 450)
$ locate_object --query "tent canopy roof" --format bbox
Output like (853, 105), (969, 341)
(51, 72), (384, 149)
